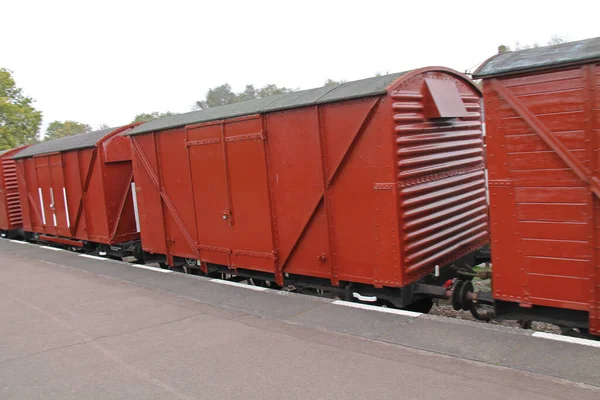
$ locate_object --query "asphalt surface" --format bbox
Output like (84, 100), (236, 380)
(1, 240), (599, 399)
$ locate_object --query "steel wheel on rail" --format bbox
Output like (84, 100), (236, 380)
(249, 279), (282, 290)
(403, 298), (434, 314)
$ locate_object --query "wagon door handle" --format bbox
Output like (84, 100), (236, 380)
(222, 208), (230, 220)
(221, 208), (234, 227)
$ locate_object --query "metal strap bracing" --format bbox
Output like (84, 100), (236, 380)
(278, 98), (381, 278)
(220, 123), (234, 227)
(130, 137), (199, 259)
(183, 125), (205, 272)
(584, 64), (600, 335)
(109, 170), (134, 241)
(491, 79), (600, 198)
(261, 115), (282, 284)
(315, 104), (338, 286)
(70, 149), (98, 237)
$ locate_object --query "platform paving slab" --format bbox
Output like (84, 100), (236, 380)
(1, 239), (600, 398)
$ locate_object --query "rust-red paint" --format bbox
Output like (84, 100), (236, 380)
(17, 124), (142, 245)
(131, 67), (488, 289)
(0, 145), (30, 232)
(482, 63), (600, 335)
(38, 234), (84, 247)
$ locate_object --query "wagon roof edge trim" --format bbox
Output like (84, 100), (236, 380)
(473, 36), (600, 79)
(0, 144), (32, 159)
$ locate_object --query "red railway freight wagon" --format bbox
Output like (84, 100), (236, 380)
(13, 124), (143, 259)
(0, 145), (30, 238)
(474, 37), (600, 335)
(128, 67), (489, 308)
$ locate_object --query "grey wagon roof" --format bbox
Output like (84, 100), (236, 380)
(13, 127), (116, 159)
(128, 72), (408, 136)
(473, 37), (600, 79)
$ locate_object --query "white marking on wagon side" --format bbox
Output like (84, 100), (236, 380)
(130, 264), (172, 274)
(63, 187), (71, 227)
(131, 182), (140, 232)
(38, 188), (46, 225)
(40, 245), (62, 251)
(79, 254), (105, 260)
(332, 300), (422, 317)
(532, 332), (600, 348)
(211, 279), (269, 291)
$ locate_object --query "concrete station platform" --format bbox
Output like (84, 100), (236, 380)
(1, 239), (599, 399)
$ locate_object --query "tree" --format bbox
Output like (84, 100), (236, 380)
(98, 124), (110, 130)
(194, 83), (293, 110)
(498, 35), (566, 53)
(324, 79), (346, 87)
(195, 84), (238, 110)
(256, 84), (292, 98)
(0, 68), (42, 150)
(45, 121), (91, 141)
(131, 111), (175, 123)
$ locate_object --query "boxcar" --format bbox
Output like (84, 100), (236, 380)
(0, 145), (30, 238)
(14, 125), (142, 258)
(128, 67), (488, 307)
(474, 37), (600, 335)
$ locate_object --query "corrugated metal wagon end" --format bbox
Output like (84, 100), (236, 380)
(0, 145), (31, 238)
(385, 67), (489, 287)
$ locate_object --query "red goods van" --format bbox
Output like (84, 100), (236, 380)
(474, 37), (600, 335)
(0, 145), (30, 238)
(14, 125), (142, 257)
(128, 67), (488, 306)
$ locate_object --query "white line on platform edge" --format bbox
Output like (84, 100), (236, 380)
(8, 240), (29, 244)
(130, 264), (172, 274)
(211, 279), (269, 291)
(332, 300), (422, 318)
(79, 254), (105, 260)
(532, 332), (600, 348)
(40, 245), (63, 251)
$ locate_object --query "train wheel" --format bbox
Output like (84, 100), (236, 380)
(403, 298), (434, 314)
(249, 279), (281, 290)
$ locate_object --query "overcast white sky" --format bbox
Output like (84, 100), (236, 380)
(2, 0), (599, 136)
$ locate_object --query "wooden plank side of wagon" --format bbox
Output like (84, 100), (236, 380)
(491, 72), (600, 335)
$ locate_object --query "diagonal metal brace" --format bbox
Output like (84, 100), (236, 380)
(491, 79), (600, 199)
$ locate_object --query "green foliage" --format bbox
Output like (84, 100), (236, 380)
(132, 111), (175, 123)
(0, 68), (42, 150)
(98, 124), (110, 130)
(194, 83), (293, 110)
(256, 84), (292, 98)
(45, 121), (91, 141)
(323, 79), (346, 87)
(498, 35), (566, 53)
